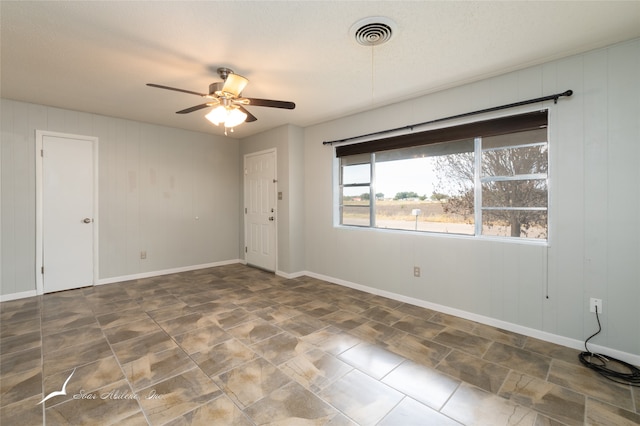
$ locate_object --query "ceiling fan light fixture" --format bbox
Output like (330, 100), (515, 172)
(205, 105), (247, 128)
(220, 73), (249, 97)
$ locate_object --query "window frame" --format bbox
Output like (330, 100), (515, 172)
(335, 109), (550, 243)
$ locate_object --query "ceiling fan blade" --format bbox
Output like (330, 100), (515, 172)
(147, 83), (208, 97)
(176, 103), (212, 114)
(238, 106), (258, 122)
(243, 98), (296, 110)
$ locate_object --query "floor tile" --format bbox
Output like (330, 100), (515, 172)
(429, 312), (477, 332)
(0, 394), (44, 426)
(319, 310), (369, 331)
(0, 330), (41, 355)
(483, 341), (551, 379)
(42, 322), (103, 354)
(339, 342), (405, 380)
(378, 396), (462, 425)
(174, 324), (232, 355)
(433, 327), (493, 358)
(302, 326), (363, 355)
(1, 263), (636, 425)
(103, 317), (165, 345)
(360, 305), (405, 325)
(244, 380), (339, 424)
(524, 337), (582, 365)
(43, 338), (112, 377)
(41, 312), (98, 334)
(112, 330), (177, 365)
(226, 317), (283, 345)
(442, 383), (539, 426)
(350, 320), (406, 345)
(213, 357), (291, 408)
(277, 313), (328, 337)
(157, 311), (220, 336)
(320, 369), (404, 425)
(394, 302), (438, 319)
(1, 346), (42, 377)
(437, 349), (510, 393)
(137, 367), (222, 425)
(250, 330), (313, 366)
(45, 380), (145, 426)
(498, 371), (586, 425)
(192, 339), (258, 377)
(547, 358), (634, 411)
(385, 332), (451, 367)
(392, 314), (445, 339)
(0, 366), (42, 407)
(585, 397), (640, 426)
(122, 346), (196, 392)
(382, 360), (460, 410)
(97, 308), (151, 329)
(253, 304), (301, 323)
(42, 356), (125, 408)
(281, 347), (353, 392)
(163, 395), (253, 426)
(0, 316), (40, 339)
(472, 323), (528, 348)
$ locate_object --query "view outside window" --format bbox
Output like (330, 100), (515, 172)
(338, 125), (548, 240)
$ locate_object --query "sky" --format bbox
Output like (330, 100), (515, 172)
(344, 157), (448, 199)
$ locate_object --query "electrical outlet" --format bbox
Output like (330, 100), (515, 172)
(589, 298), (603, 313)
(413, 266), (421, 277)
(140, 250), (147, 260)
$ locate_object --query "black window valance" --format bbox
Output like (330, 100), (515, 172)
(335, 110), (548, 158)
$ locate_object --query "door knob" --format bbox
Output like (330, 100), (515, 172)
(268, 216), (274, 221)
(83, 218), (92, 224)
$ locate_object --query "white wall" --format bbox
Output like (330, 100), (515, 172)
(1, 100), (240, 296)
(303, 39), (640, 359)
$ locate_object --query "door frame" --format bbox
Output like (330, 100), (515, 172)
(35, 130), (99, 295)
(243, 148), (278, 271)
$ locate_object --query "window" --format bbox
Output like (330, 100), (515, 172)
(337, 111), (549, 240)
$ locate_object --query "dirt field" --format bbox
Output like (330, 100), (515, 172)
(343, 200), (546, 238)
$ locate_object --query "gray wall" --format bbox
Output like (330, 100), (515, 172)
(1, 100), (240, 295)
(1, 38), (638, 360)
(302, 39), (640, 358)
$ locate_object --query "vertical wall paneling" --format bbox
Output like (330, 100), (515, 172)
(582, 48), (609, 345)
(552, 54), (586, 340)
(541, 60), (559, 334)
(605, 41), (640, 355)
(1, 99), (240, 296)
(303, 39), (640, 359)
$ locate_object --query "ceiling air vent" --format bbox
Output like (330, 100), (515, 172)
(350, 17), (397, 46)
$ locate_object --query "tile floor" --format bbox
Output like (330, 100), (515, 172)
(1, 264), (638, 425)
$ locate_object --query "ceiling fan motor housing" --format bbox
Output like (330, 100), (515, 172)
(209, 82), (224, 95)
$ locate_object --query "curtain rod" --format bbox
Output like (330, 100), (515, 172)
(322, 89), (573, 145)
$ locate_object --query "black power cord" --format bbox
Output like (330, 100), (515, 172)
(578, 306), (640, 387)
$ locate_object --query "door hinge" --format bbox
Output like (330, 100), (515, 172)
(245, 246), (247, 253)
(41, 149), (44, 157)
(41, 266), (44, 274)
(245, 208), (247, 214)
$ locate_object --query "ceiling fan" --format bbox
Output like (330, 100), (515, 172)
(147, 67), (295, 132)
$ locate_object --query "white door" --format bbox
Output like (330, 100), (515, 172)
(244, 150), (276, 271)
(41, 135), (96, 293)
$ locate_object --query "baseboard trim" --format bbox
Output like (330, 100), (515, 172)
(303, 270), (640, 367)
(276, 270), (306, 279)
(0, 290), (38, 302)
(97, 259), (242, 285)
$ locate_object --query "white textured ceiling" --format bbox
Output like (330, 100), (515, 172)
(2, 1), (639, 139)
